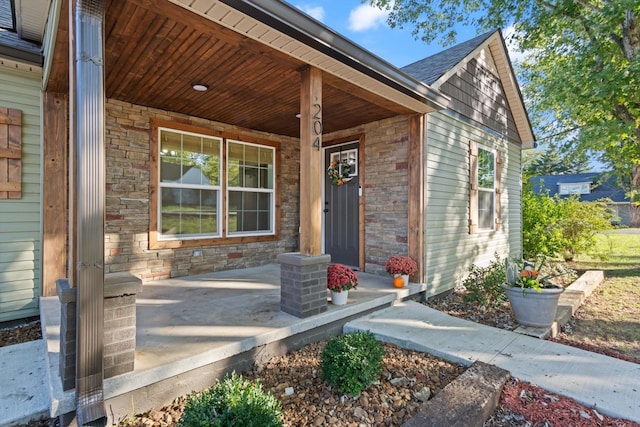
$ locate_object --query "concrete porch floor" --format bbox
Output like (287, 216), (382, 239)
(40, 263), (426, 420)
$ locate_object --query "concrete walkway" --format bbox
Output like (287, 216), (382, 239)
(345, 301), (640, 424)
(0, 340), (49, 427)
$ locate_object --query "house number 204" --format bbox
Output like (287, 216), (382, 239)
(312, 103), (322, 151)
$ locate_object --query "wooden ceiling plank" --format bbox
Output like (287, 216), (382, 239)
(120, 23), (196, 99)
(105, 3), (154, 85)
(116, 26), (206, 103)
(99, 0), (412, 137)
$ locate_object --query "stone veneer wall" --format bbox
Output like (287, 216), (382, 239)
(104, 99), (300, 280)
(325, 115), (412, 276)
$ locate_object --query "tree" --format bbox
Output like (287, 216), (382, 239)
(522, 144), (590, 178)
(370, 0), (640, 226)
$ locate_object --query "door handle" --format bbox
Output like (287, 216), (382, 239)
(323, 208), (329, 213)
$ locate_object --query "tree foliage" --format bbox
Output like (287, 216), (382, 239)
(522, 144), (590, 178)
(370, 0), (640, 225)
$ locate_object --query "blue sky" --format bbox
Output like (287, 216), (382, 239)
(291, 1), (483, 68)
(290, 2), (606, 171)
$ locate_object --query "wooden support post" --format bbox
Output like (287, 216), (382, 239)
(43, 92), (68, 297)
(299, 66), (323, 256)
(407, 114), (425, 283)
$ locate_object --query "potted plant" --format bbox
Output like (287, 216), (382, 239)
(327, 263), (359, 305)
(385, 256), (418, 288)
(502, 256), (565, 328)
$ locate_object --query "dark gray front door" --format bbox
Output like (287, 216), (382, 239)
(324, 143), (359, 268)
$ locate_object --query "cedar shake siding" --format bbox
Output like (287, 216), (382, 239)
(439, 58), (522, 144)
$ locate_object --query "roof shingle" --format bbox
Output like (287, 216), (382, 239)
(400, 30), (495, 85)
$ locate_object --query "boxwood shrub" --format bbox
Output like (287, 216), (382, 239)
(179, 372), (282, 427)
(320, 331), (384, 396)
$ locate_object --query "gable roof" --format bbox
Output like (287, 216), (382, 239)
(401, 29), (535, 147)
(530, 173), (630, 203)
(401, 31), (494, 86)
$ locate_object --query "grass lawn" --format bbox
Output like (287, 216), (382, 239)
(565, 229), (640, 362)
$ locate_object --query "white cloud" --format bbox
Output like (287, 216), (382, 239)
(299, 5), (325, 22)
(348, 4), (389, 32)
(503, 25), (527, 64)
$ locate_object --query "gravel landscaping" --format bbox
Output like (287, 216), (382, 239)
(3, 283), (639, 427)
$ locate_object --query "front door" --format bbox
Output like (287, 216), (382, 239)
(324, 143), (359, 268)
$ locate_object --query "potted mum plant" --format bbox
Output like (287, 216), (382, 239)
(385, 255), (418, 288)
(327, 263), (359, 305)
(502, 256), (566, 328)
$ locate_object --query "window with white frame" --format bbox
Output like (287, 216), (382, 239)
(152, 124), (278, 248)
(558, 182), (590, 195)
(477, 147), (496, 230)
(329, 148), (358, 176)
(159, 128), (222, 239)
(227, 140), (275, 235)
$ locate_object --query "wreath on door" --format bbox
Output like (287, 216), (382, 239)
(327, 159), (353, 186)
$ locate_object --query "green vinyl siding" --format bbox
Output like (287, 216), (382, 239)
(0, 66), (42, 322)
(424, 112), (522, 297)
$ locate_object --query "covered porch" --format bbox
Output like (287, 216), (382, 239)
(37, 0), (445, 423)
(40, 264), (427, 419)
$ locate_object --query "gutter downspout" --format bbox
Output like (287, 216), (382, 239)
(73, 0), (107, 424)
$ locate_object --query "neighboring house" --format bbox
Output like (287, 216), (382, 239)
(530, 173), (633, 225)
(0, 0), (534, 322)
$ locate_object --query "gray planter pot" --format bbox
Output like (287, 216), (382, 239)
(502, 283), (563, 328)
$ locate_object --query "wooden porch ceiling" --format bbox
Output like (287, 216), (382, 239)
(46, 0), (416, 137)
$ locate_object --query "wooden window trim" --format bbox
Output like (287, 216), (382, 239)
(469, 140), (478, 234)
(149, 119), (280, 250)
(469, 141), (501, 233)
(495, 150), (502, 227)
(0, 107), (22, 199)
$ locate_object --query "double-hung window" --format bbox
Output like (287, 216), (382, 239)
(158, 128), (222, 239)
(227, 140), (275, 235)
(152, 122), (278, 248)
(469, 140), (501, 234)
(477, 147), (496, 230)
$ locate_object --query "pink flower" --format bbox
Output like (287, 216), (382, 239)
(385, 256), (418, 275)
(327, 264), (359, 293)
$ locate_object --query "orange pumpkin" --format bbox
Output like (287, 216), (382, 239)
(393, 276), (405, 288)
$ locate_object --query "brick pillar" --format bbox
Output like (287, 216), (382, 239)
(57, 279), (76, 391)
(278, 253), (330, 318)
(57, 273), (142, 390)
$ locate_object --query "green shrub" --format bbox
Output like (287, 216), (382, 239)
(522, 184), (615, 260)
(556, 197), (615, 261)
(522, 184), (565, 259)
(462, 253), (507, 308)
(179, 372), (283, 427)
(320, 332), (384, 396)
